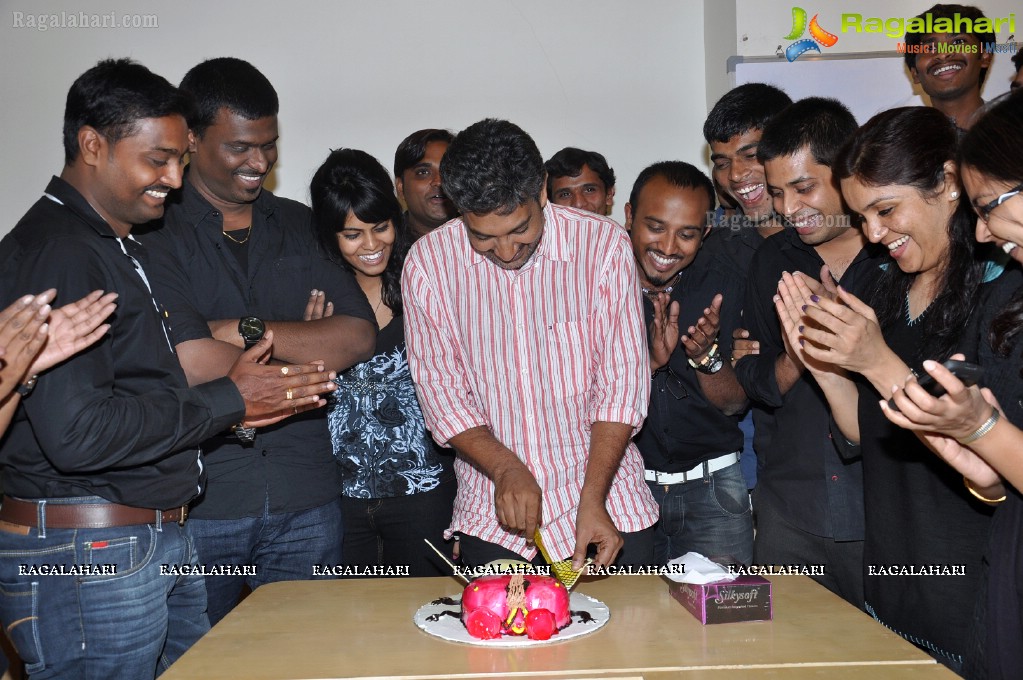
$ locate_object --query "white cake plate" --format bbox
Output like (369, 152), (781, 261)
(414, 591), (609, 647)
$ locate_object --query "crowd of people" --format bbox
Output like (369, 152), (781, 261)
(0, 3), (1022, 678)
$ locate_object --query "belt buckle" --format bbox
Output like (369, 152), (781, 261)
(177, 505), (188, 526)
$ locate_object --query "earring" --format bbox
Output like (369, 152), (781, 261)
(951, 191), (959, 199)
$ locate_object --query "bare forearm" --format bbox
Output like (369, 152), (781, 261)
(970, 420), (1023, 492)
(449, 425), (526, 479)
(774, 352), (804, 396)
(815, 370), (861, 443)
(210, 317), (375, 372)
(175, 338), (244, 386)
(582, 422), (631, 507)
(0, 393), (19, 437)
(695, 365), (748, 415)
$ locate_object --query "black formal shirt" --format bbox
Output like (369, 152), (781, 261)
(700, 212), (765, 277)
(635, 250), (746, 471)
(734, 228), (884, 541)
(138, 180), (374, 519)
(0, 177), (244, 509)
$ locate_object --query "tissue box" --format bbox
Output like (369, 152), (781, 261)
(668, 575), (772, 624)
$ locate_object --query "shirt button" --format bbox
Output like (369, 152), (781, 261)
(261, 450), (268, 457)
(831, 475), (838, 481)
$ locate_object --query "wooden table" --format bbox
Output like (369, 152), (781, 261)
(162, 575), (954, 679)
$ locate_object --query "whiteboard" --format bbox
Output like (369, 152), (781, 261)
(731, 52), (1013, 124)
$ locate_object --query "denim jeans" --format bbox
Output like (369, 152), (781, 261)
(647, 460), (754, 566)
(0, 497), (209, 679)
(187, 497), (343, 626)
(342, 477), (456, 577)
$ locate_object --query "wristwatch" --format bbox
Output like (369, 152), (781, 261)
(238, 316), (265, 349)
(688, 343), (725, 375)
(231, 423), (257, 443)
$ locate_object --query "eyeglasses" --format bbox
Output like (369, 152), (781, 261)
(659, 367), (690, 401)
(976, 182), (1023, 222)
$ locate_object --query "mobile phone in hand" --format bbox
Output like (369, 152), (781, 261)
(887, 359), (984, 412)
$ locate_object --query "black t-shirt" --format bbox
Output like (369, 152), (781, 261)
(138, 180), (375, 519)
(635, 250), (746, 470)
(0, 177), (244, 508)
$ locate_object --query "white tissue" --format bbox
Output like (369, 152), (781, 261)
(665, 552), (739, 584)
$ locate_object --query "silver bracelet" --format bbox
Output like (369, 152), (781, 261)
(957, 408), (1000, 445)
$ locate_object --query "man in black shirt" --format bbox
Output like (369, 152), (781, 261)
(628, 161), (752, 565)
(904, 4), (994, 131)
(393, 128), (457, 239)
(734, 97), (882, 607)
(0, 59), (335, 679)
(139, 58), (376, 626)
(701, 84), (793, 492)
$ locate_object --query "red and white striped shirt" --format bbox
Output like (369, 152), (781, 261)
(403, 202), (658, 561)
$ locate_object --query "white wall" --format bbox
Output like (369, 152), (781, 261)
(0, 0), (709, 232)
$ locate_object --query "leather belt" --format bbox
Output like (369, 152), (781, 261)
(644, 451), (740, 485)
(0, 497), (189, 529)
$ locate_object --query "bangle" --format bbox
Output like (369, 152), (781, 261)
(687, 342), (720, 369)
(15, 375), (38, 398)
(957, 407), (1000, 445)
(963, 476), (1006, 504)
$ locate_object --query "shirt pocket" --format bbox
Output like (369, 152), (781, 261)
(542, 319), (590, 398)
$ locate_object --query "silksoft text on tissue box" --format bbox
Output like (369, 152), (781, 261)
(668, 574), (772, 624)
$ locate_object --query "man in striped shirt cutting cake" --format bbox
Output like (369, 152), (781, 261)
(403, 119), (658, 572)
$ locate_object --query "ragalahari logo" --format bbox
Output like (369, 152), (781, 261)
(783, 7), (839, 61)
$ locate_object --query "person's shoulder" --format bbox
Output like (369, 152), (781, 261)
(406, 217), (466, 267)
(549, 204), (628, 253)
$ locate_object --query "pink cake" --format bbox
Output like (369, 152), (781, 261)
(461, 574), (571, 640)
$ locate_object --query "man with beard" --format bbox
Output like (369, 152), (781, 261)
(627, 161), (752, 565)
(734, 97), (884, 608)
(904, 4), (995, 131)
(394, 128), (457, 239)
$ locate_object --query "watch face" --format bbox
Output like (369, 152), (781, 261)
(239, 316), (265, 342)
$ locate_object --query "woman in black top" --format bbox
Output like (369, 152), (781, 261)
(883, 91), (1023, 680)
(775, 107), (1003, 675)
(310, 148), (455, 576)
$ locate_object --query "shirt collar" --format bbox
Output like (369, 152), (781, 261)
(175, 168), (277, 227)
(43, 176), (119, 238)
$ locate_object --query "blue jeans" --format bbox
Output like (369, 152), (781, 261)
(0, 497), (209, 679)
(187, 497), (343, 626)
(647, 460), (754, 566)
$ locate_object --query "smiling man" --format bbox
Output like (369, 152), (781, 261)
(394, 128), (457, 239)
(734, 97), (883, 608)
(904, 4), (995, 130)
(138, 58), (375, 626)
(626, 161), (752, 566)
(544, 147), (616, 216)
(0, 59), (337, 679)
(403, 119), (658, 570)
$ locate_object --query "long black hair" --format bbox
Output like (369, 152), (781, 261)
(310, 148), (410, 316)
(961, 91), (1023, 355)
(835, 106), (982, 362)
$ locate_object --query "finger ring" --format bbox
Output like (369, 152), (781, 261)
(293, 406), (298, 415)
(286, 388), (294, 400)
(281, 366), (290, 375)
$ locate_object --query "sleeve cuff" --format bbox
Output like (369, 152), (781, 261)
(191, 376), (246, 433)
(430, 411), (490, 447)
(590, 406), (647, 433)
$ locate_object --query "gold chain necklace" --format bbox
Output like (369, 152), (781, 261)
(223, 225), (252, 244)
